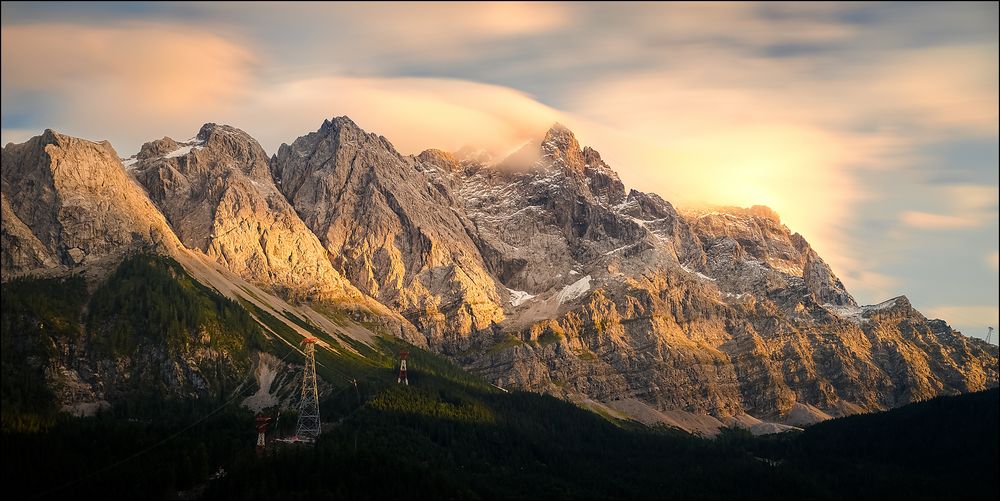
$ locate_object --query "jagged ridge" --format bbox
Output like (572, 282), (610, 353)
(1, 119), (996, 430)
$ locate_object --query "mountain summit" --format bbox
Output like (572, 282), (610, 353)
(270, 117), (505, 347)
(130, 123), (364, 302)
(2, 129), (181, 275)
(2, 118), (996, 432)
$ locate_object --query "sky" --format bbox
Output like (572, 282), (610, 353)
(1, 1), (997, 341)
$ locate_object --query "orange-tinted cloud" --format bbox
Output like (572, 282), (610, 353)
(1, 22), (256, 120)
(557, 39), (997, 298)
(245, 76), (563, 155)
(900, 211), (980, 230)
(899, 185), (997, 230)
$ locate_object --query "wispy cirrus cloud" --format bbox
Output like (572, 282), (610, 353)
(899, 184), (997, 230)
(1, 22), (257, 121)
(0, 21), (566, 157)
(900, 211), (980, 230)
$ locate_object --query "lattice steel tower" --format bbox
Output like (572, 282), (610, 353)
(295, 337), (321, 441)
(255, 413), (272, 451)
(397, 351), (409, 385)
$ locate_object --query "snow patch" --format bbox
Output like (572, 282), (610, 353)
(825, 304), (862, 324)
(506, 287), (536, 307)
(160, 138), (206, 159)
(121, 157), (138, 170)
(557, 275), (592, 304)
(605, 243), (637, 256)
(826, 298), (901, 325)
(680, 263), (716, 281)
(165, 144), (198, 158)
(866, 297), (900, 311)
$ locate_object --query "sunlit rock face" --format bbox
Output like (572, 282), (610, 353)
(449, 123), (997, 422)
(129, 123), (366, 303)
(270, 117), (505, 350)
(3, 121), (996, 426)
(2, 129), (182, 276)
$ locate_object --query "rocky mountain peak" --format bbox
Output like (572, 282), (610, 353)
(689, 204), (783, 224)
(534, 125), (625, 205)
(318, 116), (388, 151)
(4, 119), (995, 436)
(289, 116), (403, 170)
(4, 129), (121, 184)
(128, 123), (365, 302)
(197, 123), (270, 178)
(2, 130), (180, 274)
(321, 115), (361, 132)
(137, 137), (181, 160)
(541, 123), (586, 174)
(196, 122), (222, 140)
(417, 148), (460, 173)
(271, 118), (506, 344)
(34, 129), (114, 157)
(543, 122), (578, 150)
(133, 124), (270, 181)
(195, 122), (257, 146)
(746, 205), (781, 223)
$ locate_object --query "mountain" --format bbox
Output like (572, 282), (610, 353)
(270, 117), (504, 348)
(1, 119), (996, 433)
(445, 123), (997, 427)
(128, 123), (370, 304)
(2, 130), (181, 276)
(0, 127), (421, 417)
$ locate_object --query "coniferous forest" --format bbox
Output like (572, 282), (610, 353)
(2, 257), (997, 499)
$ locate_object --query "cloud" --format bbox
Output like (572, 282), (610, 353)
(553, 31), (997, 300)
(1, 22), (256, 114)
(869, 45), (999, 137)
(0, 21), (567, 157)
(989, 252), (999, 272)
(250, 1), (574, 40)
(898, 185), (997, 230)
(922, 305), (998, 336)
(187, 1), (576, 73)
(0, 24), (567, 157)
(947, 184), (999, 212)
(900, 211), (981, 230)
(240, 76), (563, 155)
(573, 2), (859, 52)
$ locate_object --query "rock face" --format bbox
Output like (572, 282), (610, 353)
(1, 130), (180, 277)
(1, 192), (59, 273)
(683, 205), (855, 307)
(270, 117), (504, 348)
(2, 121), (996, 427)
(128, 123), (365, 302)
(450, 124), (997, 421)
